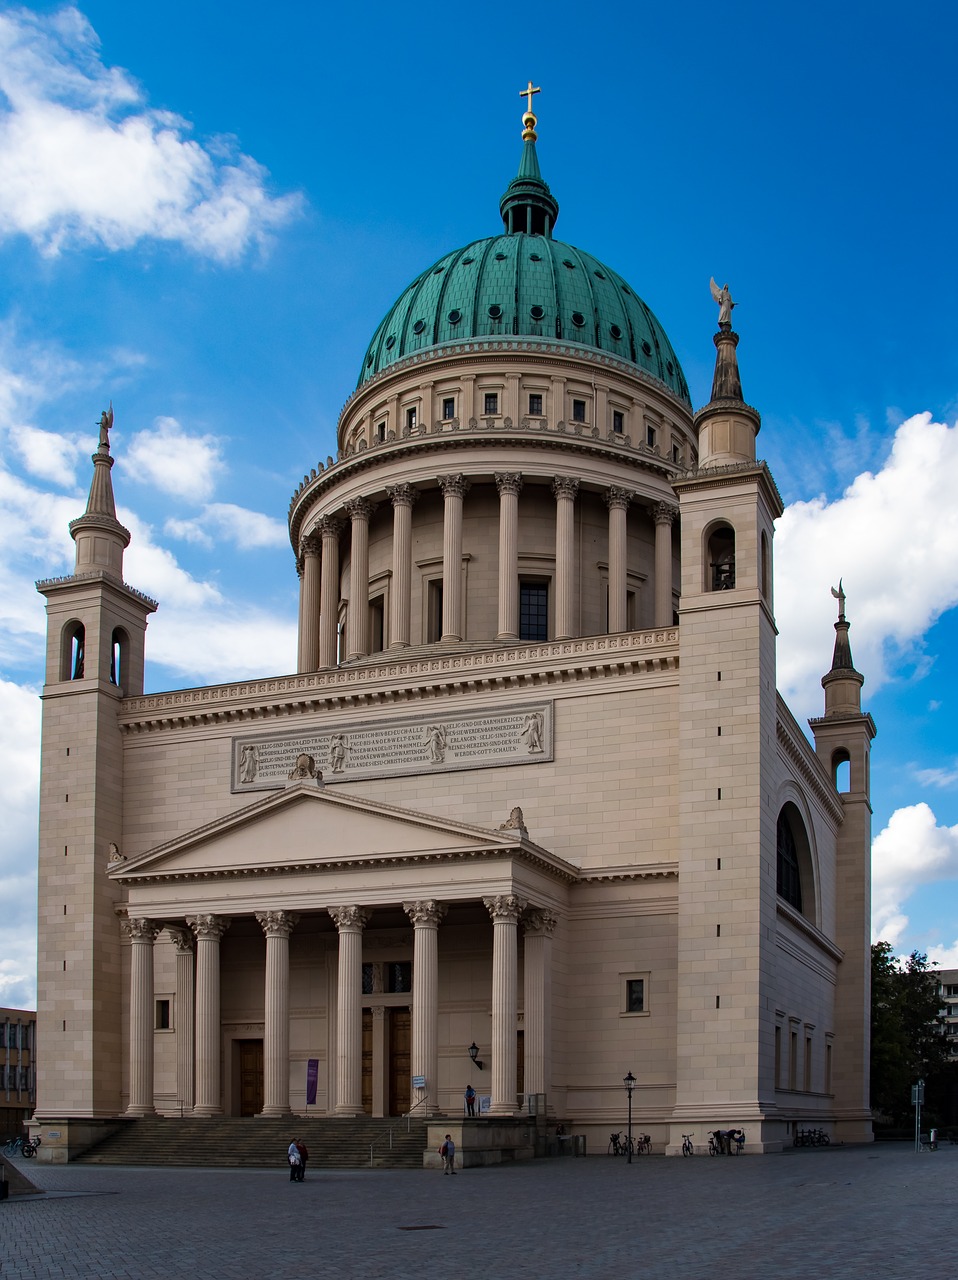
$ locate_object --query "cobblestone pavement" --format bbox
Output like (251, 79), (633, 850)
(2, 1144), (955, 1279)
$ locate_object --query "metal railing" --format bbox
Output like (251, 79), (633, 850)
(368, 1126), (394, 1167)
(402, 1096), (431, 1131)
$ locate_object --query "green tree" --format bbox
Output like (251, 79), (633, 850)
(870, 943), (950, 1125)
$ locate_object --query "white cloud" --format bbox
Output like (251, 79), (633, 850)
(15, 423), (86, 485)
(165, 502), (289, 551)
(914, 763), (958, 790)
(0, 678), (40, 1008)
(0, 6), (301, 261)
(872, 803), (958, 945)
(125, 417), (224, 502)
(776, 413), (958, 721)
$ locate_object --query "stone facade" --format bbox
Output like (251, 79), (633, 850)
(31, 113), (875, 1159)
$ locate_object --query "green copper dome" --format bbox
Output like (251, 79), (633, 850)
(357, 107), (690, 406)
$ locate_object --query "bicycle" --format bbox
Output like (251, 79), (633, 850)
(608, 1131), (624, 1156)
(635, 1133), (652, 1155)
(3, 1136), (24, 1156)
(21, 1135), (41, 1158)
(681, 1133), (694, 1156)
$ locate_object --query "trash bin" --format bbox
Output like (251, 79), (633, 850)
(572, 1134), (586, 1157)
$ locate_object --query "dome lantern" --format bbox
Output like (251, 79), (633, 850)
(498, 82), (559, 238)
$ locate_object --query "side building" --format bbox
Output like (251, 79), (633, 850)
(1, 1008), (37, 1141)
(32, 100), (875, 1160)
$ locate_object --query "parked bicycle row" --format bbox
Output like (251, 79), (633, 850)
(3, 1134), (41, 1158)
(793, 1127), (830, 1147)
(607, 1129), (747, 1156)
(607, 1131), (652, 1156)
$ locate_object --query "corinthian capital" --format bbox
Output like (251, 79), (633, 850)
(344, 497), (376, 523)
(483, 894), (527, 925)
(552, 476), (579, 502)
(329, 905), (371, 932)
(300, 534), (322, 559)
(495, 472), (523, 498)
(186, 914), (231, 942)
(255, 910), (300, 938)
(318, 515), (345, 539)
(523, 909), (559, 937)
(386, 483), (419, 509)
(122, 917), (160, 943)
(437, 474), (471, 500)
(403, 899), (447, 929)
(653, 501), (679, 526)
(604, 486), (632, 511)
(167, 926), (195, 955)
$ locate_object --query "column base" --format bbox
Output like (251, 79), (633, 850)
(124, 1105), (156, 1117)
(334, 1104), (364, 1117)
(191, 1106), (224, 1117)
(258, 1105), (293, 1118)
(496, 631), (518, 640)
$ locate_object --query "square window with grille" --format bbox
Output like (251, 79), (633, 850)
(528, 393), (543, 416)
(442, 397), (455, 420)
(626, 979), (645, 1013)
(484, 392), (499, 415)
(572, 398), (587, 423)
(519, 582), (548, 641)
(386, 962), (412, 993)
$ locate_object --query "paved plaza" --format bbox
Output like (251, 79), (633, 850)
(2, 1144), (955, 1279)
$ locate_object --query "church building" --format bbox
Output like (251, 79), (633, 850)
(33, 91), (875, 1159)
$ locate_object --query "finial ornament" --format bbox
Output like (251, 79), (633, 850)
(97, 402), (114, 451)
(830, 578), (846, 621)
(709, 278), (736, 331)
(519, 80), (541, 140)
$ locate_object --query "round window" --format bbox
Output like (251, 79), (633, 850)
(610, 324), (622, 340)
(571, 312), (585, 327)
(447, 309), (462, 325)
(412, 320), (425, 335)
(529, 253), (542, 262)
(385, 335), (396, 349)
(594, 270), (606, 280)
(530, 305), (544, 320)
(666, 360), (674, 375)
(641, 340), (652, 356)
(488, 304), (503, 320)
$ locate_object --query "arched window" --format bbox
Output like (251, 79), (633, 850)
(777, 807), (804, 912)
(110, 628), (130, 688)
(61, 621), (85, 681)
(707, 524), (736, 591)
(832, 748), (851, 794)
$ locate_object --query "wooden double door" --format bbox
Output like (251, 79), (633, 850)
(362, 1007), (411, 1116)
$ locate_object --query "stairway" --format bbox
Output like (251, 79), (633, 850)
(74, 1115), (430, 1170)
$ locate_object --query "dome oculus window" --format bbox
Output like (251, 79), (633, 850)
(462, 257), (475, 265)
(610, 324), (622, 340)
(494, 252), (507, 261)
(433, 266), (444, 275)
(666, 360), (674, 375)
(412, 320), (426, 335)
(571, 312), (585, 327)
(594, 270), (606, 280)
(488, 304), (503, 320)
(530, 305), (544, 320)
(447, 309), (462, 324)
(529, 253), (542, 262)
(641, 340), (653, 356)
(385, 335), (396, 350)
(562, 259), (576, 269)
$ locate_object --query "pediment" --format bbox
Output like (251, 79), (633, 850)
(110, 783), (556, 883)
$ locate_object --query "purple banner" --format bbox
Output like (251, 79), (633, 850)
(305, 1058), (318, 1106)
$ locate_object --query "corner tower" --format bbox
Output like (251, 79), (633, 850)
(809, 585), (876, 1143)
(34, 408), (156, 1149)
(670, 297), (784, 1149)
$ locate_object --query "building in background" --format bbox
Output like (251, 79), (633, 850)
(32, 94), (876, 1161)
(1, 1009), (36, 1139)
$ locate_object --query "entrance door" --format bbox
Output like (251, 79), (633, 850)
(238, 1040), (264, 1117)
(388, 1008), (411, 1116)
(362, 1012), (373, 1115)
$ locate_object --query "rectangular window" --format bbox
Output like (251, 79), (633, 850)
(386, 961), (413, 993)
(405, 406), (417, 431)
(528, 393), (543, 416)
(155, 999), (171, 1031)
(825, 1042), (833, 1093)
(376, 421), (386, 442)
(625, 979), (645, 1013)
(804, 1035), (813, 1092)
(427, 579), (443, 643)
(442, 397), (455, 420)
(774, 1025), (782, 1088)
(369, 596), (385, 654)
(572, 398), (587, 423)
(519, 582), (548, 641)
(789, 1030), (798, 1090)
(484, 392), (499, 416)
(646, 424), (657, 448)
(612, 410), (624, 434)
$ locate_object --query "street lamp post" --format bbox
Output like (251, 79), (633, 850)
(624, 1071), (636, 1165)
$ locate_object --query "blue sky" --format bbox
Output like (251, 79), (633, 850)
(2, 1), (958, 1007)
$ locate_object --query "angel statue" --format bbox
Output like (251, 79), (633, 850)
(830, 579), (846, 620)
(98, 402), (114, 448)
(709, 279), (736, 331)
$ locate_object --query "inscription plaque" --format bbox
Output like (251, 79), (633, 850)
(232, 702), (553, 792)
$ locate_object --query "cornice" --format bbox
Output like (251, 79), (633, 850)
(578, 862), (678, 884)
(289, 427), (687, 550)
(118, 629), (680, 734)
(112, 842), (581, 888)
(776, 900), (844, 965)
(35, 571), (158, 611)
(776, 696), (844, 824)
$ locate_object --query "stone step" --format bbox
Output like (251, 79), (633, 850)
(75, 1116), (430, 1169)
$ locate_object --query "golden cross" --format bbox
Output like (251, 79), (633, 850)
(519, 81), (541, 114)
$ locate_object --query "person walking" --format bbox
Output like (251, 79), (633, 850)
(464, 1085), (476, 1116)
(440, 1133), (456, 1174)
(295, 1138), (309, 1181)
(288, 1138), (302, 1182)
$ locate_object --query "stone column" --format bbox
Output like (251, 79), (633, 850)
(605, 486), (632, 633)
(299, 535), (322, 673)
(438, 475), (469, 642)
(653, 503), (678, 628)
(522, 909), (558, 1101)
(552, 477), (579, 640)
(404, 900), (447, 1115)
(255, 910), (299, 1116)
(168, 926), (195, 1114)
(483, 895), (526, 1116)
(318, 516), (344, 669)
(188, 914), (230, 1116)
(495, 473), (522, 639)
(345, 498), (375, 661)
(295, 558), (305, 674)
(329, 905), (370, 1115)
(123, 917), (159, 1116)
(386, 485), (418, 648)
